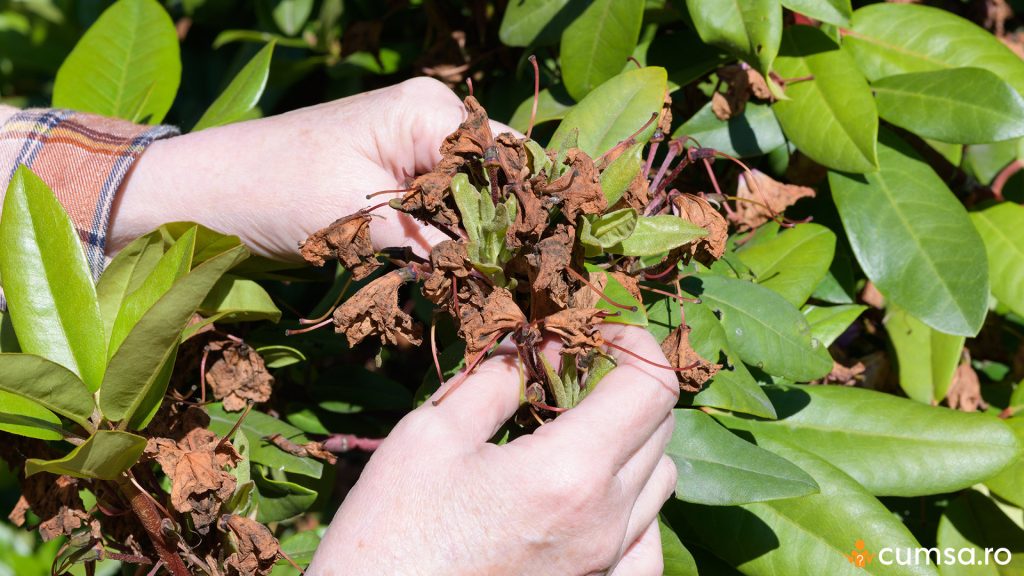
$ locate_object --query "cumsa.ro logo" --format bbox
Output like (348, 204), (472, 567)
(846, 539), (1012, 568)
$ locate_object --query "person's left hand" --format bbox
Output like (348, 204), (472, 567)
(109, 77), (517, 260)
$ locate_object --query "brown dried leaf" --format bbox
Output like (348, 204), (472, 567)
(423, 240), (472, 308)
(543, 308), (604, 356)
(459, 287), (525, 359)
(10, 474), (99, 542)
(661, 326), (720, 392)
(526, 225), (576, 315)
(711, 91), (739, 121)
(441, 96), (495, 160)
(333, 269), (423, 347)
(732, 169), (815, 230)
(394, 171), (461, 230)
(617, 169), (650, 212)
(948, 351), (987, 412)
(569, 270), (608, 310)
(507, 182), (549, 247)
(206, 342), (274, 413)
(822, 360), (865, 386)
(221, 514), (280, 576)
(861, 281), (886, 309)
(300, 214), (380, 280)
(147, 428), (241, 534)
(673, 194), (727, 265)
(540, 149), (606, 221)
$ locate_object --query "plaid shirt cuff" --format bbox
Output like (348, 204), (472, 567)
(0, 109), (178, 311)
(0, 108), (179, 279)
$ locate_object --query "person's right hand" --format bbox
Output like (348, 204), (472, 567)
(307, 325), (679, 576)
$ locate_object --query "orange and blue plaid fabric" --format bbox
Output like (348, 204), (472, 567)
(0, 108), (178, 308)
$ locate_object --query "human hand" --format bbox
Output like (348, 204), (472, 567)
(109, 77), (516, 260)
(307, 325), (679, 576)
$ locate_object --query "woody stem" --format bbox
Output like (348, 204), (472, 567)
(113, 476), (190, 576)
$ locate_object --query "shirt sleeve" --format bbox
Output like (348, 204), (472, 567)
(0, 108), (180, 279)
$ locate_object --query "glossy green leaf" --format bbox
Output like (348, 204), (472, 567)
(780, 0), (851, 26)
(100, 245), (248, 424)
(772, 25), (878, 173)
(253, 469), (318, 523)
(985, 418), (1024, 509)
(660, 518), (699, 576)
(607, 215), (706, 257)
(736, 223), (836, 307)
(684, 0), (781, 76)
(52, 0), (181, 123)
(509, 86), (574, 133)
(0, 391), (64, 441)
(257, 345), (306, 369)
(885, 305), (964, 405)
(198, 276), (281, 323)
(0, 166), (106, 391)
(276, 531), (322, 569)
(668, 436), (936, 576)
(668, 409), (817, 505)
(830, 132), (989, 336)
(971, 203), (1024, 319)
(0, 354), (95, 430)
(873, 68), (1024, 145)
(936, 489), (1024, 574)
(212, 29), (310, 49)
(499, 0), (581, 47)
(109, 227), (196, 355)
(847, 3), (1024, 97)
(686, 275), (832, 382)
(0, 310), (17, 353)
(599, 146), (643, 205)
(561, 0), (644, 101)
(25, 430), (146, 480)
(715, 384), (1021, 496)
(193, 41), (274, 131)
(803, 304), (865, 348)
(583, 264), (646, 326)
(272, 0), (313, 36)
(551, 66), (667, 158)
(96, 231), (165, 344)
(580, 208), (638, 250)
(673, 102), (785, 158)
(208, 403), (323, 478)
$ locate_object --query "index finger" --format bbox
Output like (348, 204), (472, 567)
(534, 325), (680, 470)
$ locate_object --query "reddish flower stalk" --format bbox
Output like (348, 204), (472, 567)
(431, 332), (504, 406)
(639, 284), (700, 304)
(284, 317), (333, 336)
(565, 267), (638, 312)
(603, 340), (700, 372)
(526, 55), (540, 140)
(299, 274), (354, 325)
(365, 188), (413, 199)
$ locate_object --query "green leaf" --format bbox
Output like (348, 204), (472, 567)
(451, 173), (482, 247)
(272, 0), (313, 36)
(684, 0), (782, 76)
(872, 68), (1024, 145)
(561, 0), (644, 101)
(207, 403), (323, 478)
(937, 489), (1024, 574)
(660, 518), (699, 576)
(212, 29), (310, 50)
(0, 391), (64, 441)
(100, 245), (248, 425)
(971, 203), (1024, 319)
(802, 304), (865, 348)
(0, 354), (96, 430)
(736, 223), (836, 307)
(607, 215), (706, 257)
(96, 231), (165, 345)
(583, 264), (647, 326)
(52, 0), (181, 123)
(0, 310), (17, 353)
(686, 275), (832, 382)
(667, 436), (936, 576)
(647, 29), (732, 93)
(772, 25), (878, 173)
(253, 469), (318, 523)
(668, 409), (817, 505)
(885, 305), (965, 406)
(25, 430), (146, 480)
(498, 0), (583, 47)
(551, 66), (667, 158)
(673, 102), (785, 158)
(198, 276), (282, 323)
(715, 384), (1021, 496)
(0, 166), (106, 392)
(109, 227), (197, 355)
(829, 131), (989, 336)
(599, 146), (643, 206)
(257, 345), (306, 369)
(985, 418), (1024, 509)
(509, 86), (574, 134)
(580, 208), (638, 250)
(193, 41), (274, 131)
(847, 3), (1024, 98)
(780, 0), (850, 26)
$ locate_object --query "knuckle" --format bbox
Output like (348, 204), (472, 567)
(396, 76), (458, 103)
